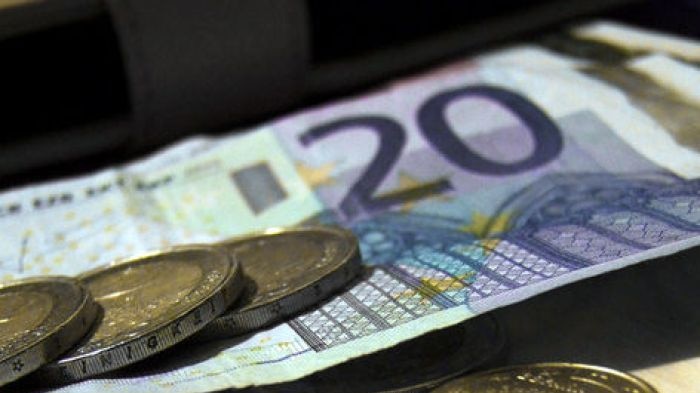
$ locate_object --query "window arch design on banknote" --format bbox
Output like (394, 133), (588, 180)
(289, 172), (700, 350)
(503, 172), (700, 263)
(289, 213), (480, 350)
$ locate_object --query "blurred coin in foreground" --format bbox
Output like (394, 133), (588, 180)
(432, 363), (658, 393)
(41, 246), (243, 382)
(199, 226), (362, 338)
(246, 315), (505, 393)
(0, 277), (97, 387)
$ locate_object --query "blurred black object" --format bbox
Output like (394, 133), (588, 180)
(3, 0), (698, 189)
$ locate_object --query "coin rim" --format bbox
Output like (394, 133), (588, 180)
(0, 276), (97, 386)
(42, 245), (243, 379)
(218, 226), (360, 313)
(199, 226), (363, 338)
(434, 362), (658, 393)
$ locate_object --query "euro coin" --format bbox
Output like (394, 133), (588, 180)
(432, 362), (658, 393)
(41, 246), (243, 382)
(199, 226), (362, 338)
(0, 277), (97, 387)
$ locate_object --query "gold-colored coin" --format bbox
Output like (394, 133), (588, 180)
(0, 276), (98, 387)
(432, 363), (658, 393)
(199, 226), (362, 338)
(40, 246), (243, 382)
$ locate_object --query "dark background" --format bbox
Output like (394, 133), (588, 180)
(2, 0), (699, 190)
(3, 1), (700, 391)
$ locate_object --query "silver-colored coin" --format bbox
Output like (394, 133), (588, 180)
(40, 246), (243, 382)
(0, 276), (98, 387)
(198, 226), (362, 339)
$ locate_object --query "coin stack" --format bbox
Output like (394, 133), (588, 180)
(0, 226), (363, 389)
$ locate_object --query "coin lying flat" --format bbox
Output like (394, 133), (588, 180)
(40, 246), (243, 382)
(432, 363), (658, 393)
(199, 226), (362, 339)
(0, 277), (97, 387)
(245, 315), (505, 393)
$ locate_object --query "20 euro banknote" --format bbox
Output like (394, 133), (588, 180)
(2, 22), (700, 393)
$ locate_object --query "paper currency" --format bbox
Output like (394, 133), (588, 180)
(243, 316), (504, 393)
(572, 21), (700, 64)
(537, 22), (700, 151)
(2, 21), (700, 393)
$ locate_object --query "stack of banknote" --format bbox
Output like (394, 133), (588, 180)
(1, 20), (700, 392)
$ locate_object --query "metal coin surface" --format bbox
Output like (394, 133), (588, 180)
(432, 363), (658, 393)
(244, 315), (505, 393)
(200, 226), (362, 338)
(0, 277), (97, 387)
(41, 246), (243, 382)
